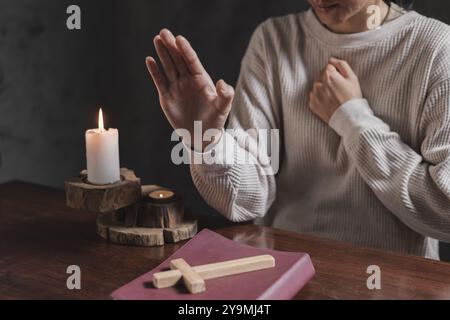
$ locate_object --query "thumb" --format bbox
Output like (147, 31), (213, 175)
(215, 79), (234, 113)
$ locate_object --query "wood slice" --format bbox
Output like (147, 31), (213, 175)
(65, 168), (141, 213)
(113, 185), (163, 226)
(138, 190), (184, 228)
(163, 220), (198, 243)
(111, 185), (184, 228)
(116, 202), (142, 227)
(137, 204), (165, 228)
(97, 213), (164, 247)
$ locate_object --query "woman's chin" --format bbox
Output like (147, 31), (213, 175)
(314, 10), (349, 28)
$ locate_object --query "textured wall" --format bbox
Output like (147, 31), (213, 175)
(0, 0), (114, 186)
(0, 0), (449, 257)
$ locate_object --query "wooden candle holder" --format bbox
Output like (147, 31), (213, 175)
(97, 212), (165, 247)
(65, 168), (141, 213)
(139, 191), (184, 228)
(65, 169), (197, 247)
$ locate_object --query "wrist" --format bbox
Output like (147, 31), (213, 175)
(182, 127), (224, 153)
(202, 129), (223, 152)
(182, 129), (235, 168)
(329, 98), (389, 139)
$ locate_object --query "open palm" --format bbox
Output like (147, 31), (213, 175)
(146, 29), (234, 149)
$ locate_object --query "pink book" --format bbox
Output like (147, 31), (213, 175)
(111, 229), (315, 300)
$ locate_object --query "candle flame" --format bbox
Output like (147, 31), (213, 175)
(159, 193), (164, 198)
(98, 108), (105, 132)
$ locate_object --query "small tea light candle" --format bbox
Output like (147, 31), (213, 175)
(85, 108), (121, 185)
(149, 190), (175, 200)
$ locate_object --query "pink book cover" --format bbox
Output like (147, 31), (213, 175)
(111, 229), (315, 300)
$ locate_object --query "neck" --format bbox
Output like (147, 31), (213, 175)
(327, 0), (390, 34)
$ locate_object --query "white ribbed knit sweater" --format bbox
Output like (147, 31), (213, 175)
(189, 9), (450, 259)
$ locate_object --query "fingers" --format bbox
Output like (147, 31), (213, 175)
(310, 80), (331, 105)
(310, 81), (324, 99)
(145, 56), (168, 96)
(322, 65), (334, 83)
(154, 35), (178, 82)
(159, 29), (189, 77)
(322, 64), (343, 84)
(309, 82), (321, 111)
(176, 35), (206, 76)
(328, 57), (354, 78)
(215, 79), (234, 113)
(153, 29), (204, 80)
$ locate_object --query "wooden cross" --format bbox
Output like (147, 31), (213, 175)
(153, 255), (276, 294)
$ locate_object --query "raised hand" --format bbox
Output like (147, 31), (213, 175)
(146, 29), (234, 150)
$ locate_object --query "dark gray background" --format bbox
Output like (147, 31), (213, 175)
(0, 0), (449, 260)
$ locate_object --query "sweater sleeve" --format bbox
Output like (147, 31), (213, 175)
(188, 21), (280, 222)
(329, 79), (450, 242)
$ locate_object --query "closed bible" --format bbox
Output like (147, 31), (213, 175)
(111, 229), (315, 300)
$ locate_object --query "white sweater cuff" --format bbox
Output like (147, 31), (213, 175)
(183, 130), (236, 171)
(329, 99), (390, 139)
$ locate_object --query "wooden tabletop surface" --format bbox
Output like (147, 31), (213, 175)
(1, 181), (450, 300)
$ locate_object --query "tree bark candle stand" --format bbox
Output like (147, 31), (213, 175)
(65, 168), (197, 247)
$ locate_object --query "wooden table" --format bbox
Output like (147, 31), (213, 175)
(1, 181), (450, 300)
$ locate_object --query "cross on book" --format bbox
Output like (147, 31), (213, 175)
(153, 255), (276, 294)
(112, 229), (314, 299)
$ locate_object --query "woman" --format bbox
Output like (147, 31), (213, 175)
(145, 0), (450, 259)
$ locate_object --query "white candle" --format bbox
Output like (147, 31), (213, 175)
(85, 108), (121, 185)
